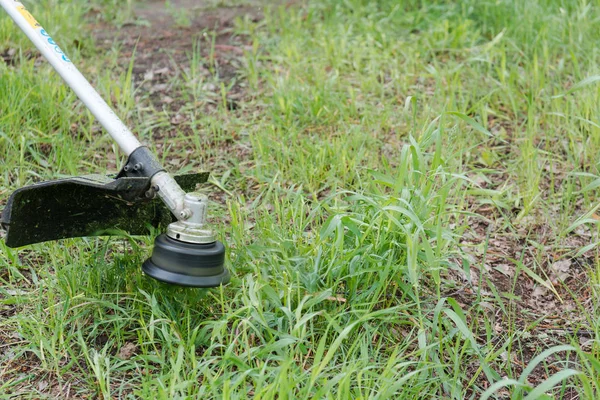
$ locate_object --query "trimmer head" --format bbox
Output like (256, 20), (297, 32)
(142, 192), (230, 287)
(142, 234), (230, 287)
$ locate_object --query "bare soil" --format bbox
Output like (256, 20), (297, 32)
(91, 0), (262, 110)
(447, 164), (596, 389)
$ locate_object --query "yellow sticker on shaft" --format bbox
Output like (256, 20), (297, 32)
(16, 5), (41, 28)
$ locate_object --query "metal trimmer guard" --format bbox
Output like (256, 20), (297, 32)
(0, 173), (209, 247)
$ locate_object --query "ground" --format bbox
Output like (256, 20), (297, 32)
(1, 0), (600, 398)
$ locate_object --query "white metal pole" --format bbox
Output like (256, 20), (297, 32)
(0, 0), (141, 155)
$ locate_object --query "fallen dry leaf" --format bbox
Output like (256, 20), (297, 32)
(550, 259), (572, 282)
(119, 342), (138, 360)
(532, 286), (547, 298)
(170, 113), (186, 125)
(154, 67), (170, 75)
(38, 380), (49, 391)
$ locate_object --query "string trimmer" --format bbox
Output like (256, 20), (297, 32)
(0, 0), (230, 287)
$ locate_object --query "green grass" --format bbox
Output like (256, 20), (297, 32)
(2, 0), (600, 398)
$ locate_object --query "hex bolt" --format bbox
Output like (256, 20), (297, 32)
(179, 208), (192, 220)
(145, 184), (161, 199)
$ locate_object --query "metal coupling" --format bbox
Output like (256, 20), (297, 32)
(166, 192), (216, 244)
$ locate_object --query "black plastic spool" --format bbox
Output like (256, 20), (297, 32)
(142, 234), (230, 287)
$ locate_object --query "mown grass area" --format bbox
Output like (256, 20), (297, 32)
(2, 0), (600, 398)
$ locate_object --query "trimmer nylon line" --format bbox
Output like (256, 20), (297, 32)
(0, 0), (189, 219)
